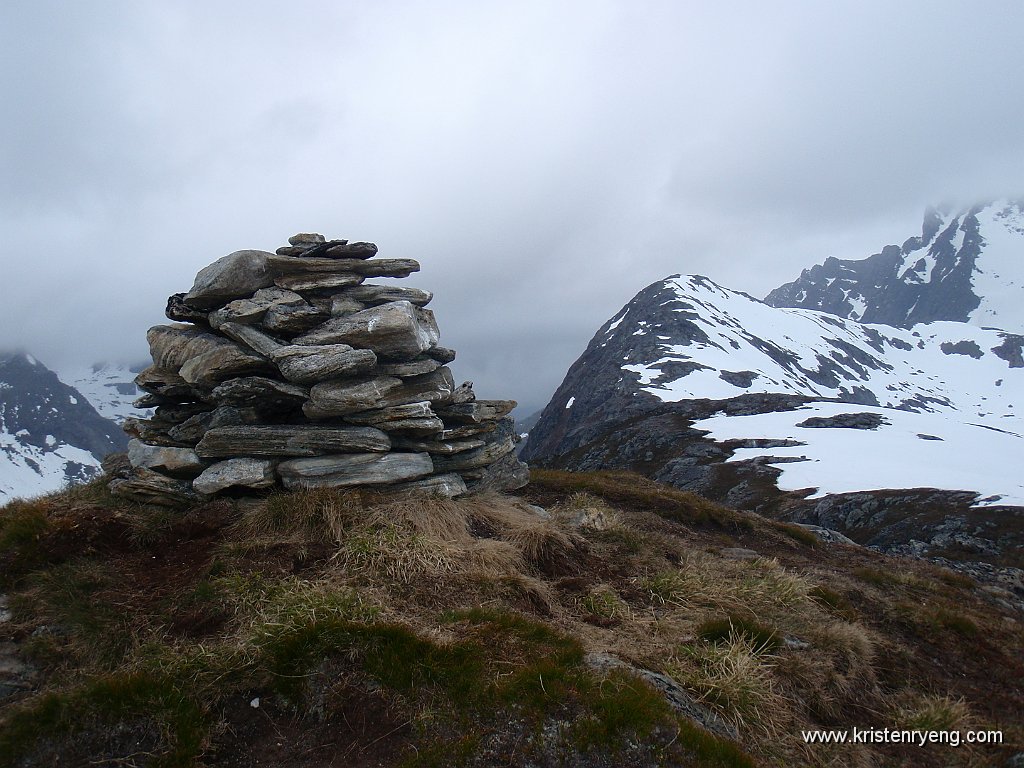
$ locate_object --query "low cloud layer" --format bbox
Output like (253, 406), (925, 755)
(2, 1), (1022, 414)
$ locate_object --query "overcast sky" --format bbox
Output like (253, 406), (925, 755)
(2, 1), (1023, 414)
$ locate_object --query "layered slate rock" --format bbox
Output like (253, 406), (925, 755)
(109, 233), (528, 503)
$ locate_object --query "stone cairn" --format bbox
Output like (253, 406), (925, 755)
(107, 234), (529, 506)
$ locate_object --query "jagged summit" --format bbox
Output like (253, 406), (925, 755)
(765, 199), (1024, 331)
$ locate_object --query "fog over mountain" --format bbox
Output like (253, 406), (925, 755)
(3, 2), (1024, 414)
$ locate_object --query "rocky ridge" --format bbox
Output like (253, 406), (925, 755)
(108, 234), (527, 504)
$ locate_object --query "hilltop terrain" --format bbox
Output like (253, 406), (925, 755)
(1, 472), (1021, 766)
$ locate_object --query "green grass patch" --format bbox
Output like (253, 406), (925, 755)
(696, 616), (781, 652)
(772, 522), (818, 547)
(853, 566), (900, 588)
(927, 608), (979, 637)
(0, 671), (206, 768)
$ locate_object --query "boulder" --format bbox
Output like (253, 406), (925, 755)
(184, 250), (275, 309)
(127, 439), (206, 476)
(196, 424), (390, 457)
(147, 326), (271, 386)
(295, 301), (440, 361)
(193, 458), (278, 495)
(270, 344), (377, 384)
(278, 452), (433, 489)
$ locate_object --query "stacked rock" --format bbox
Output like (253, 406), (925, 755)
(108, 234), (529, 506)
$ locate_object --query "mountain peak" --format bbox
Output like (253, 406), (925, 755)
(766, 199), (1024, 332)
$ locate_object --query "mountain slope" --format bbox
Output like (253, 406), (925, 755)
(56, 362), (146, 424)
(765, 199), (1024, 331)
(0, 353), (128, 502)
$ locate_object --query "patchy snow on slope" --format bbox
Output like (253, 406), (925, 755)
(693, 402), (1024, 507)
(0, 430), (102, 502)
(972, 201), (1024, 332)
(56, 363), (145, 424)
(621, 275), (1022, 416)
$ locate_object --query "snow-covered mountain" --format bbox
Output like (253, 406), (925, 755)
(522, 273), (1024, 504)
(524, 200), (1024, 565)
(766, 199), (1024, 331)
(0, 353), (130, 503)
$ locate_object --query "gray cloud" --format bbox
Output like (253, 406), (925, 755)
(2, 0), (1022, 415)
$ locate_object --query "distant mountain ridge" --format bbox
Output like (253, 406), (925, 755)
(523, 201), (1024, 567)
(765, 199), (1024, 331)
(0, 353), (133, 502)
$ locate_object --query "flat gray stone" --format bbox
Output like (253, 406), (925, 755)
(374, 356), (440, 377)
(267, 255), (418, 278)
(341, 284), (432, 307)
(274, 272), (363, 292)
(289, 233), (326, 246)
(127, 439), (206, 475)
(278, 452), (433, 489)
(218, 322), (284, 358)
(437, 400), (517, 424)
(295, 301), (440, 361)
(196, 425), (390, 457)
(184, 250), (275, 309)
(390, 436), (486, 454)
(270, 344), (377, 384)
(304, 375), (404, 418)
(193, 458), (278, 494)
